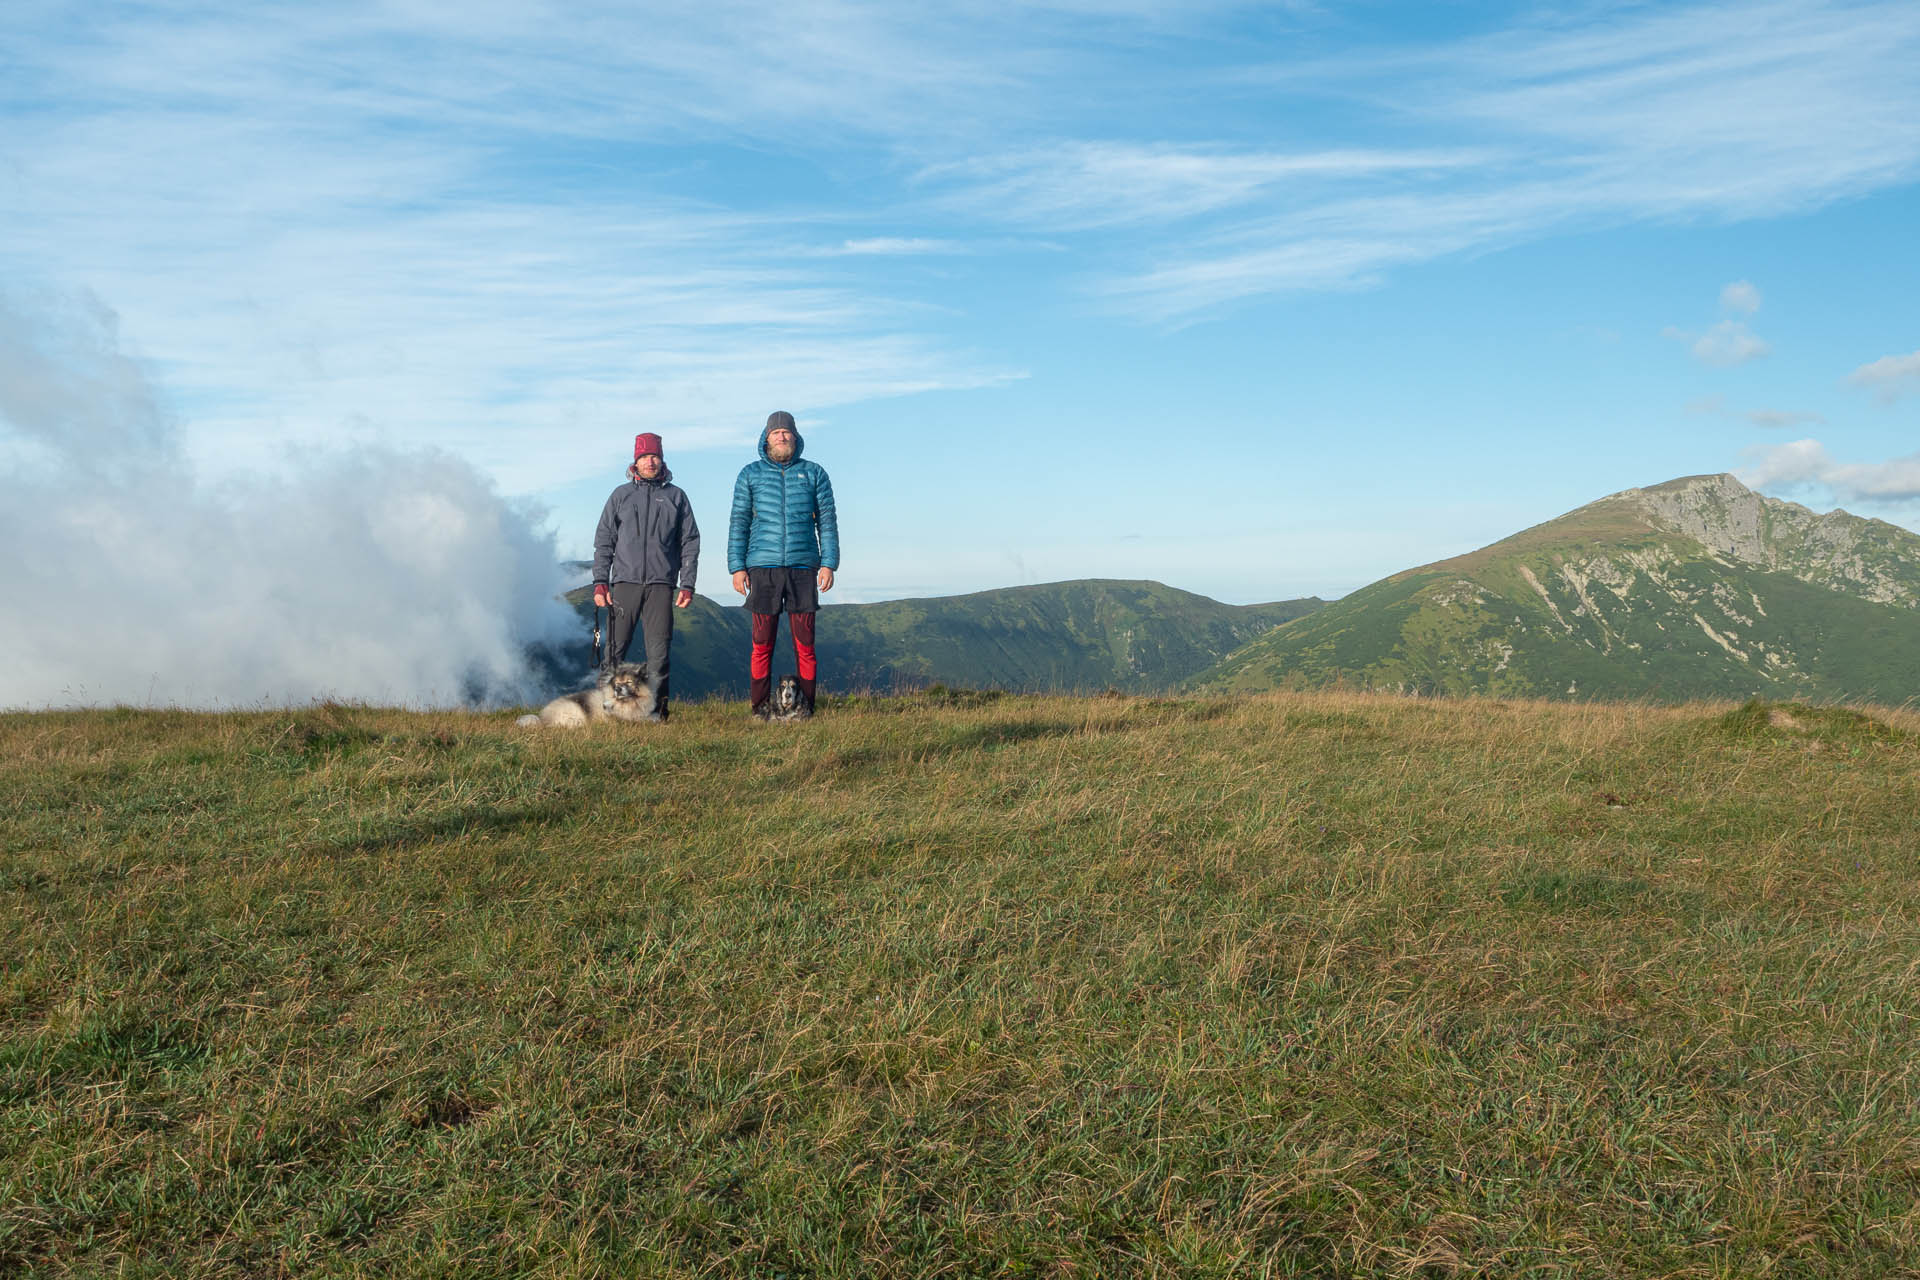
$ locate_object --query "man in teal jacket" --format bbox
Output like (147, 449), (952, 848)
(727, 410), (840, 719)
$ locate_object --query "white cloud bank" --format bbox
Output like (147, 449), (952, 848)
(0, 286), (577, 709)
(1738, 438), (1920, 503)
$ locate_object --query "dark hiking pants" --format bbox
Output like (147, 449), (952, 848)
(606, 582), (675, 710)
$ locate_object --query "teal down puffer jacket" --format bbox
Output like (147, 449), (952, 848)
(727, 423), (840, 573)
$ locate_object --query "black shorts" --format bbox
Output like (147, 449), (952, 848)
(746, 566), (819, 614)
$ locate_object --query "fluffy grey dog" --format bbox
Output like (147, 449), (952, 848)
(515, 662), (656, 728)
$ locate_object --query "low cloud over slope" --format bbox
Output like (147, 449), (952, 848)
(0, 286), (574, 709)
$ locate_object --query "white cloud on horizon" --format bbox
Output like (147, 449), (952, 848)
(1738, 437), (1920, 502)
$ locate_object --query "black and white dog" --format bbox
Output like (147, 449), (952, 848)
(769, 675), (811, 721)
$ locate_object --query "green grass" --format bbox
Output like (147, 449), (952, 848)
(3, 692), (1917, 1277)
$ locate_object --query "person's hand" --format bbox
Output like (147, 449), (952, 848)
(675, 588), (693, 609)
(593, 584), (610, 607)
(732, 570), (748, 596)
(817, 567), (835, 593)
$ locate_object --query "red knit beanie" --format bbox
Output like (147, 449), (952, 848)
(633, 432), (663, 459)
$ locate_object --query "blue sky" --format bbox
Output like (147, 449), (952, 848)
(6, 0), (1920, 606)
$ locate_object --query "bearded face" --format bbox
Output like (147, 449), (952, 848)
(766, 429), (797, 463)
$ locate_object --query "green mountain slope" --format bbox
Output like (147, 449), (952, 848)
(1194, 474), (1920, 702)
(822, 579), (1320, 693)
(556, 579), (1322, 698)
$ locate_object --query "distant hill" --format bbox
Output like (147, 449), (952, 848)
(552, 579), (1323, 699)
(1193, 474), (1920, 703)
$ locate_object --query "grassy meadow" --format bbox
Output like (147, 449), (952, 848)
(2, 690), (1917, 1277)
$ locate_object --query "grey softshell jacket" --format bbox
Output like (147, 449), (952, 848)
(592, 467), (701, 591)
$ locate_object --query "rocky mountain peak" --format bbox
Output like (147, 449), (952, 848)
(1623, 473), (1793, 564)
(1610, 473), (1919, 607)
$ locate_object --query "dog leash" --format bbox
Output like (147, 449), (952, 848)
(595, 598), (620, 711)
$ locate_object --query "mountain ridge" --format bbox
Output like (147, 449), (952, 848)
(1195, 474), (1920, 703)
(550, 577), (1325, 699)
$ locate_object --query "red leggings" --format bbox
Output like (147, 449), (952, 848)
(751, 611), (816, 680)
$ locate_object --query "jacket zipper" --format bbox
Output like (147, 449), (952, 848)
(778, 459), (790, 563)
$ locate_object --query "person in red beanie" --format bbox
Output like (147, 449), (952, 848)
(590, 433), (700, 721)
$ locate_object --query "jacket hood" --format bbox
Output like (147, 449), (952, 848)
(757, 423), (806, 465)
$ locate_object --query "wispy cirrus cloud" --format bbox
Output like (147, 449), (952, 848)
(922, 142), (1483, 230)
(2, 176), (1015, 489)
(8, 0), (1348, 488)
(2, 3), (1013, 150)
(15, 0), (1916, 401)
(819, 238), (965, 256)
(9, 0), (1919, 504)
(0, 3), (1050, 490)
(1071, 0), (1920, 317)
